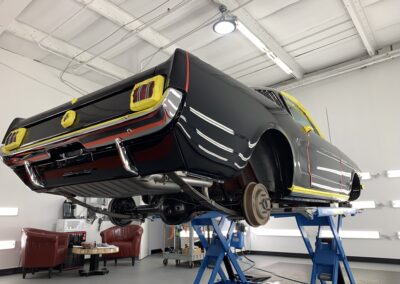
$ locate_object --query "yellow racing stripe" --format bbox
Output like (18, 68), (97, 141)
(289, 185), (349, 201)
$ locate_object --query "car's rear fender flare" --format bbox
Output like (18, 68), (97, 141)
(251, 127), (295, 197)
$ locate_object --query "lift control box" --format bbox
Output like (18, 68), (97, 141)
(231, 231), (245, 249)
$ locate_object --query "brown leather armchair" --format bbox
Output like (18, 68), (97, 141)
(100, 224), (143, 266)
(21, 228), (69, 278)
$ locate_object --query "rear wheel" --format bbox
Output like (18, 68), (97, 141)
(108, 197), (135, 227)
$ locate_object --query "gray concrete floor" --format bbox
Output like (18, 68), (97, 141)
(0, 254), (399, 284)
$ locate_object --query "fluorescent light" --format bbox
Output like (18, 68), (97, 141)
(236, 21), (293, 75)
(0, 207), (18, 216)
(350, 201), (375, 209)
(360, 172), (371, 180)
(392, 200), (400, 208)
(254, 228), (301, 237)
(0, 240), (16, 250)
(398, 232), (400, 239)
(386, 170), (400, 178)
(319, 230), (380, 239)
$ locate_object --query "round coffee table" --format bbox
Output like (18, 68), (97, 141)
(72, 246), (119, 276)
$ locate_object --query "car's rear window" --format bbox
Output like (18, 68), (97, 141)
(254, 89), (284, 108)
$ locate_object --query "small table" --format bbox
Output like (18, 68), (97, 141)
(72, 246), (119, 276)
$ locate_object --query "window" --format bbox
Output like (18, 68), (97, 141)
(284, 98), (317, 131)
(255, 89), (284, 108)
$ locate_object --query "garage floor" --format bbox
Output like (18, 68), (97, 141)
(0, 255), (399, 284)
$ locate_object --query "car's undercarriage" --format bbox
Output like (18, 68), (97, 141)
(63, 162), (337, 228)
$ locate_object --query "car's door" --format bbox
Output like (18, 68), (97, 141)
(281, 94), (349, 200)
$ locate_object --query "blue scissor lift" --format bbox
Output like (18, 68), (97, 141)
(191, 207), (360, 284)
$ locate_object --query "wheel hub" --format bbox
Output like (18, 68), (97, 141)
(243, 182), (271, 227)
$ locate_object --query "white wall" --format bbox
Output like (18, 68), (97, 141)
(0, 48), (103, 269)
(249, 57), (400, 259)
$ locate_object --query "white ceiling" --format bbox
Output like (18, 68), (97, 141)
(0, 0), (399, 90)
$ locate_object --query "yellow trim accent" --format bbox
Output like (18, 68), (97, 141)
(2, 128), (27, 152)
(280, 91), (326, 140)
(130, 75), (165, 112)
(302, 125), (314, 134)
(1, 91), (169, 155)
(61, 110), (77, 128)
(289, 185), (349, 201)
(71, 98), (78, 105)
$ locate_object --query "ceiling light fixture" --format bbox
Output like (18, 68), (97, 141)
(360, 172), (371, 180)
(254, 228), (301, 237)
(0, 240), (16, 250)
(213, 5), (237, 35)
(350, 200), (376, 209)
(386, 170), (400, 178)
(319, 230), (380, 239)
(392, 200), (400, 208)
(236, 22), (293, 75)
(0, 207), (18, 216)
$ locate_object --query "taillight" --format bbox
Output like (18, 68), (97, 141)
(3, 128), (27, 152)
(130, 75), (165, 112)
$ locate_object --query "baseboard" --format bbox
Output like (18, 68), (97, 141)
(245, 250), (400, 265)
(151, 249), (163, 255)
(0, 267), (22, 276)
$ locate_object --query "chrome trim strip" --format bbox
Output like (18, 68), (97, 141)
(115, 138), (139, 176)
(317, 166), (351, 178)
(316, 150), (340, 163)
(316, 151), (357, 172)
(311, 182), (350, 194)
(170, 88), (182, 99)
(239, 152), (251, 161)
(177, 122), (191, 139)
(189, 107), (234, 135)
(167, 99), (178, 111)
(198, 144), (228, 162)
(248, 139), (259, 148)
(234, 162), (246, 169)
(196, 129), (233, 153)
(24, 161), (44, 188)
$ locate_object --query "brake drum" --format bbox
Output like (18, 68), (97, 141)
(243, 182), (271, 227)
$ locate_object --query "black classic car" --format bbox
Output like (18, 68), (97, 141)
(1, 49), (362, 227)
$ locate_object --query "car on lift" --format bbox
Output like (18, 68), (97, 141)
(0, 49), (362, 227)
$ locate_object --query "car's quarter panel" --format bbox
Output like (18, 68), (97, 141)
(174, 52), (283, 179)
(337, 149), (361, 191)
(307, 133), (350, 200)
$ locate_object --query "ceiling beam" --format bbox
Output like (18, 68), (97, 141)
(76, 0), (180, 55)
(342, 0), (376, 56)
(0, 0), (32, 36)
(7, 21), (134, 79)
(273, 45), (400, 91)
(217, 0), (304, 79)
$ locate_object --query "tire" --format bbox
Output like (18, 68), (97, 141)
(163, 259), (168, 266)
